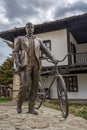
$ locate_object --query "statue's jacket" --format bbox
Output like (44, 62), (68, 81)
(13, 36), (57, 72)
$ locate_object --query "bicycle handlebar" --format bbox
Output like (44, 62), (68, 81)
(57, 53), (70, 62)
(41, 53), (70, 65)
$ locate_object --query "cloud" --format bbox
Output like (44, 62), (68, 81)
(0, 0), (87, 31)
(3, 0), (56, 23)
(0, 38), (12, 65)
(4, 0), (38, 20)
(0, 0), (58, 31)
(0, 0), (87, 64)
(0, 0), (87, 32)
(54, 1), (87, 19)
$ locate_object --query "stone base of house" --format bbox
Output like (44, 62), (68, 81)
(68, 99), (87, 104)
(50, 98), (87, 104)
(12, 74), (20, 101)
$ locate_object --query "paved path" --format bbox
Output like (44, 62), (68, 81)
(0, 102), (87, 130)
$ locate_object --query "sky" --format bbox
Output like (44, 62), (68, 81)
(0, 0), (87, 65)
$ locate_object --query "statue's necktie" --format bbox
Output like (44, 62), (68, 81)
(29, 38), (34, 56)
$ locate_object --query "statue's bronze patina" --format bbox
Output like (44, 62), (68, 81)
(13, 22), (58, 114)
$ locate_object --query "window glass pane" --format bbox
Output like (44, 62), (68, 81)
(43, 40), (51, 50)
(41, 40), (51, 58)
(64, 76), (78, 92)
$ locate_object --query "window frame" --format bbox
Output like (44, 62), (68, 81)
(43, 40), (51, 51)
(41, 40), (51, 59)
(63, 76), (78, 92)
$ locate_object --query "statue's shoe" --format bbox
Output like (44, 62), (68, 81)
(27, 109), (38, 115)
(17, 105), (22, 114)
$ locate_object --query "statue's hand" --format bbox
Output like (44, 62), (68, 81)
(18, 63), (23, 68)
(22, 64), (28, 68)
(53, 60), (58, 65)
(17, 63), (27, 70)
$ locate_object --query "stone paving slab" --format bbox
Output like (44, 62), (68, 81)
(0, 102), (87, 130)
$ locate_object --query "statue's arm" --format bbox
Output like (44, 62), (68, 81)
(13, 37), (21, 67)
(40, 40), (57, 63)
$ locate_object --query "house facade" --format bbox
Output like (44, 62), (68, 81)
(36, 29), (87, 102)
(0, 13), (87, 102)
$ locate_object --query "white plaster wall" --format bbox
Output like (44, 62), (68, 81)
(70, 32), (78, 54)
(70, 32), (78, 45)
(36, 29), (68, 67)
(69, 33), (87, 64)
(42, 76), (58, 99)
(70, 32), (87, 53)
(42, 74), (87, 99)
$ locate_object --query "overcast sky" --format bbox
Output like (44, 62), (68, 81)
(0, 0), (87, 65)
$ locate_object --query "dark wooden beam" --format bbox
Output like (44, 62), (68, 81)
(67, 29), (72, 65)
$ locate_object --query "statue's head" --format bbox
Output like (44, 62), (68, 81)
(25, 22), (34, 34)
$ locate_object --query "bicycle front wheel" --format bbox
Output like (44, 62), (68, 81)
(57, 75), (69, 118)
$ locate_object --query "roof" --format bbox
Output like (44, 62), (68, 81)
(0, 13), (87, 43)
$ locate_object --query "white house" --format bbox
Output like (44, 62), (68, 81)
(0, 13), (87, 103)
(36, 30), (87, 102)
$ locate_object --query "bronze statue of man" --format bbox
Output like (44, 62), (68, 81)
(13, 22), (58, 114)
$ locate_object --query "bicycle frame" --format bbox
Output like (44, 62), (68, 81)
(46, 64), (60, 93)
(37, 54), (69, 118)
(40, 54), (68, 99)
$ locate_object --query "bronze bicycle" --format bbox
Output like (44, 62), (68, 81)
(35, 54), (69, 119)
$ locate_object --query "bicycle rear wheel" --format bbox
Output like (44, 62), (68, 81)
(35, 94), (43, 109)
(35, 81), (46, 109)
(57, 75), (69, 118)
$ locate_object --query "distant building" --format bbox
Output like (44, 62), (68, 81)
(0, 84), (12, 99)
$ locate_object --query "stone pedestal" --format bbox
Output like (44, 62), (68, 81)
(12, 74), (20, 101)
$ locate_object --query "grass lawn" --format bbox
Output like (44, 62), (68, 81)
(0, 98), (11, 103)
(44, 100), (87, 120)
(69, 103), (87, 120)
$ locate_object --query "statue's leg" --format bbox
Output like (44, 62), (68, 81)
(17, 69), (30, 113)
(29, 66), (39, 114)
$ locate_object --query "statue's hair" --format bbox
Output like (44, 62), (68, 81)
(26, 22), (34, 27)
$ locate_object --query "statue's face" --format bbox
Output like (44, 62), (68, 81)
(26, 24), (34, 34)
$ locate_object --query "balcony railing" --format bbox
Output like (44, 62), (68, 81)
(71, 52), (87, 65)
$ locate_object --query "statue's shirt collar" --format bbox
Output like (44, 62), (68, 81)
(25, 35), (36, 39)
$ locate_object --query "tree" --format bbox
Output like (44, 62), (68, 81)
(0, 57), (13, 85)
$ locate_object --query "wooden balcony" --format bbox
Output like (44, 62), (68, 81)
(68, 52), (87, 73)
(41, 52), (87, 75)
(70, 52), (87, 65)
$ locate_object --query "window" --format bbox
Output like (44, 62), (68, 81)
(63, 76), (78, 92)
(41, 40), (51, 58)
(43, 40), (51, 50)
